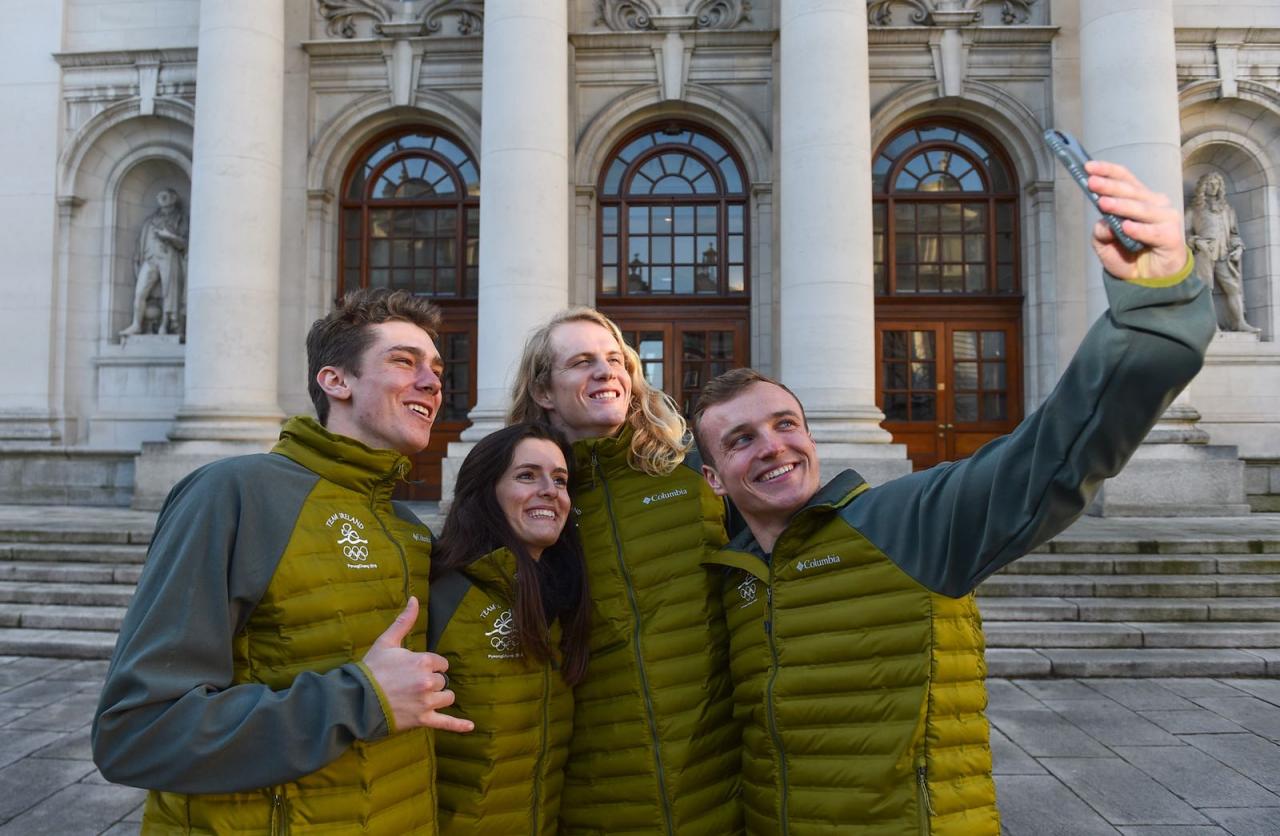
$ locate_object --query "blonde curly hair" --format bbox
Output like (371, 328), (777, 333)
(508, 307), (689, 477)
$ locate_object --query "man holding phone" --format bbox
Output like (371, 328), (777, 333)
(691, 160), (1215, 834)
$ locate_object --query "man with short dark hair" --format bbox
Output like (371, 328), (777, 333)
(691, 162), (1216, 834)
(94, 288), (472, 835)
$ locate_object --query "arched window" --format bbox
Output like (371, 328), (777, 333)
(339, 129), (479, 298)
(597, 123), (750, 414)
(873, 121), (1023, 471)
(339, 127), (480, 499)
(873, 123), (1018, 295)
(598, 124), (748, 298)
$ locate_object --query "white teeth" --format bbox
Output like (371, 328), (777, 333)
(591, 391), (618, 400)
(407, 404), (430, 418)
(760, 464), (794, 482)
(528, 509), (555, 519)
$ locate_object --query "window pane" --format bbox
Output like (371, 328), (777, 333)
(651, 267), (673, 293)
(997, 264), (1015, 292)
(729, 204), (744, 234)
(627, 265), (649, 293)
(895, 203), (915, 233)
(911, 393), (936, 421)
(954, 393), (978, 422)
(982, 363), (1006, 390)
(728, 235), (744, 262)
(996, 233), (1013, 262)
(674, 266), (694, 294)
(953, 330), (978, 360)
(655, 175), (693, 195)
(629, 206), (648, 234)
(696, 236), (718, 263)
(964, 235), (985, 262)
(728, 265), (745, 293)
(981, 331), (1006, 359)
(910, 362), (935, 389)
(652, 236), (672, 263)
(695, 265), (717, 293)
(895, 236), (916, 263)
(651, 208), (672, 234)
(918, 264), (940, 292)
(941, 204), (962, 231)
(674, 205), (695, 234)
(370, 239), (390, 267)
(883, 331), (908, 359)
(674, 236), (694, 263)
(602, 236), (617, 264)
(884, 392), (908, 421)
(719, 158), (743, 193)
(603, 160), (626, 194)
(983, 392), (1008, 420)
(601, 265), (618, 294)
(963, 203), (985, 232)
(910, 331), (935, 360)
(942, 264), (964, 293)
(965, 264), (987, 292)
(696, 205), (717, 232)
(628, 237), (648, 264)
(954, 361), (978, 391)
(942, 235), (963, 262)
(884, 361), (907, 389)
(918, 204), (939, 232)
(602, 206), (618, 235)
(896, 264), (917, 293)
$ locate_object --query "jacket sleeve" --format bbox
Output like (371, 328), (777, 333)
(843, 263), (1215, 597)
(91, 457), (391, 794)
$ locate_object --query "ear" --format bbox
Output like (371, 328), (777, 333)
(316, 366), (352, 403)
(532, 385), (555, 413)
(701, 463), (728, 498)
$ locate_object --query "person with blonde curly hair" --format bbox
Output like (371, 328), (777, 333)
(509, 307), (741, 835)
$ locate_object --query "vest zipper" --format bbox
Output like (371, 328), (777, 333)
(915, 756), (934, 835)
(531, 662), (551, 834)
(765, 582), (789, 834)
(594, 449), (676, 836)
(270, 788), (289, 835)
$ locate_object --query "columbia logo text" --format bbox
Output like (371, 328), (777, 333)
(642, 488), (688, 505)
(795, 554), (841, 572)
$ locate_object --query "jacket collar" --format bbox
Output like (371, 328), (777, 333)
(571, 424), (634, 487)
(461, 547), (519, 600)
(272, 416), (411, 496)
(723, 469), (869, 560)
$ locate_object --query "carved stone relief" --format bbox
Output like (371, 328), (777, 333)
(317, 0), (483, 39)
(595, 0), (751, 31)
(1187, 172), (1259, 333)
(866, 0), (1036, 27)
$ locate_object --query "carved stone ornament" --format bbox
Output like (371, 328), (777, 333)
(318, 0), (483, 38)
(596, 0), (750, 31)
(867, 0), (1035, 26)
(596, 0), (661, 31)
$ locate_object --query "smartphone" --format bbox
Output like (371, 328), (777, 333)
(1043, 128), (1144, 254)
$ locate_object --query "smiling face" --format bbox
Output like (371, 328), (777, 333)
(534, 320), (633, 442)
(697, 381), (821, 550)
(495, 437), (572, 561)
(320, 320), (443, 455)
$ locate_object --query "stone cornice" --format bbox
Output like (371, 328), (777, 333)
(867, 0), (1038, 28)
(54, 48), (197, 69)
(316, 0), (482, 39)
(570, 29), (775, 50)
(301, 35), (482, 58)
(1175, 27), (1280, 47)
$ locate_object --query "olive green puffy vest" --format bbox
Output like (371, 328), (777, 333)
(704, 480), (998, 836)
(429, 548), (573, 835)
(560, 430), (742, 836)
(142, 417), (436, 835)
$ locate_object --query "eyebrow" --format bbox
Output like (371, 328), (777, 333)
(387, 345), (444, 370)
(719, 410), (802, 447)
(514, 462), (570, 476)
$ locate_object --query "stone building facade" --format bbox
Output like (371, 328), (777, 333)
(2, 0), (1278, 511)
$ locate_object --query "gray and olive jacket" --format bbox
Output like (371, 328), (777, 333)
(560, 429), (742, 835)
(703, 265), (1215, 835)
(428, 548), (573, 835)
(92, 416), (437, 835)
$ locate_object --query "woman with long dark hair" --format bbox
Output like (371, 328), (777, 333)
(428, 422), (590, 835)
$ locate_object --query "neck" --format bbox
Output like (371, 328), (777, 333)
(742, 512), (789, 555)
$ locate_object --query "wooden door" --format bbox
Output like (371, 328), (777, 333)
(617, 315), (748, 417)
(877, 319), (1021, 470)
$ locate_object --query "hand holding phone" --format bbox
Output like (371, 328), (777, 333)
(1044, 129), (1145, 254)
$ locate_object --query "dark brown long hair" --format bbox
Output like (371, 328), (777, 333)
(432, 423), (591, 685)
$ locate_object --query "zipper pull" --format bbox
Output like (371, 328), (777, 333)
(916, 764), (935, 815)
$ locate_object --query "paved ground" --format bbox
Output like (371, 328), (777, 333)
(0, 658), (1276, 834)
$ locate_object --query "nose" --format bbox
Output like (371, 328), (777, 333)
(537, 474), (558, 497)
(418, 363), (442, 395)
(591, 358), (616, 379)
(757, 428), (786, 458)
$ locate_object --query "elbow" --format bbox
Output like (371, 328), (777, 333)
(91, 712), (143, 787)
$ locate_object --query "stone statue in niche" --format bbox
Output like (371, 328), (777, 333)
(1186, 172), (1259, 333)
(120, 188), (188, 338)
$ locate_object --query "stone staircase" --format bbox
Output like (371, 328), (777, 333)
(980, 534), (1280, 677)
(0, 504), (1278, 676)
(0, 512), (151, 659)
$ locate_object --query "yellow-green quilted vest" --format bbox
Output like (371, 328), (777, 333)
(560, 429), (741, 836)
(432, 549), (573, 835)
(142, 417), (436, 835)
(704, 483), (997, 836)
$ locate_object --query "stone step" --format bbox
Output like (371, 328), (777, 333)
(1038, 538), (1280, 555)
(985, 647), (1277, 678)
(0, 581), (135, 607)
(0, 627), (119, 660)
(0, 527), (151, 546)
(985, 621), (1280, 649)
(0, 603), (126, 631)
(999, 553), (1280, 575)
(0, 562), (141, 584)
(979, 596), (1280, 622)
(977, 573), (1280, 598)
(0, 542), (148, 564)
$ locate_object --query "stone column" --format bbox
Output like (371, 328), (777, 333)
(1079, 0), (1247, 515)
(778, 0), (908, 485)
(441, 1), (570, 499)
(133, 0), (287, 509)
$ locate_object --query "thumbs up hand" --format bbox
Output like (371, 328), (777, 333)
(361, 597), (474, 734)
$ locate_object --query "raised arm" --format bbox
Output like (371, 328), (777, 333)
(845, 162), (1216, 597)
